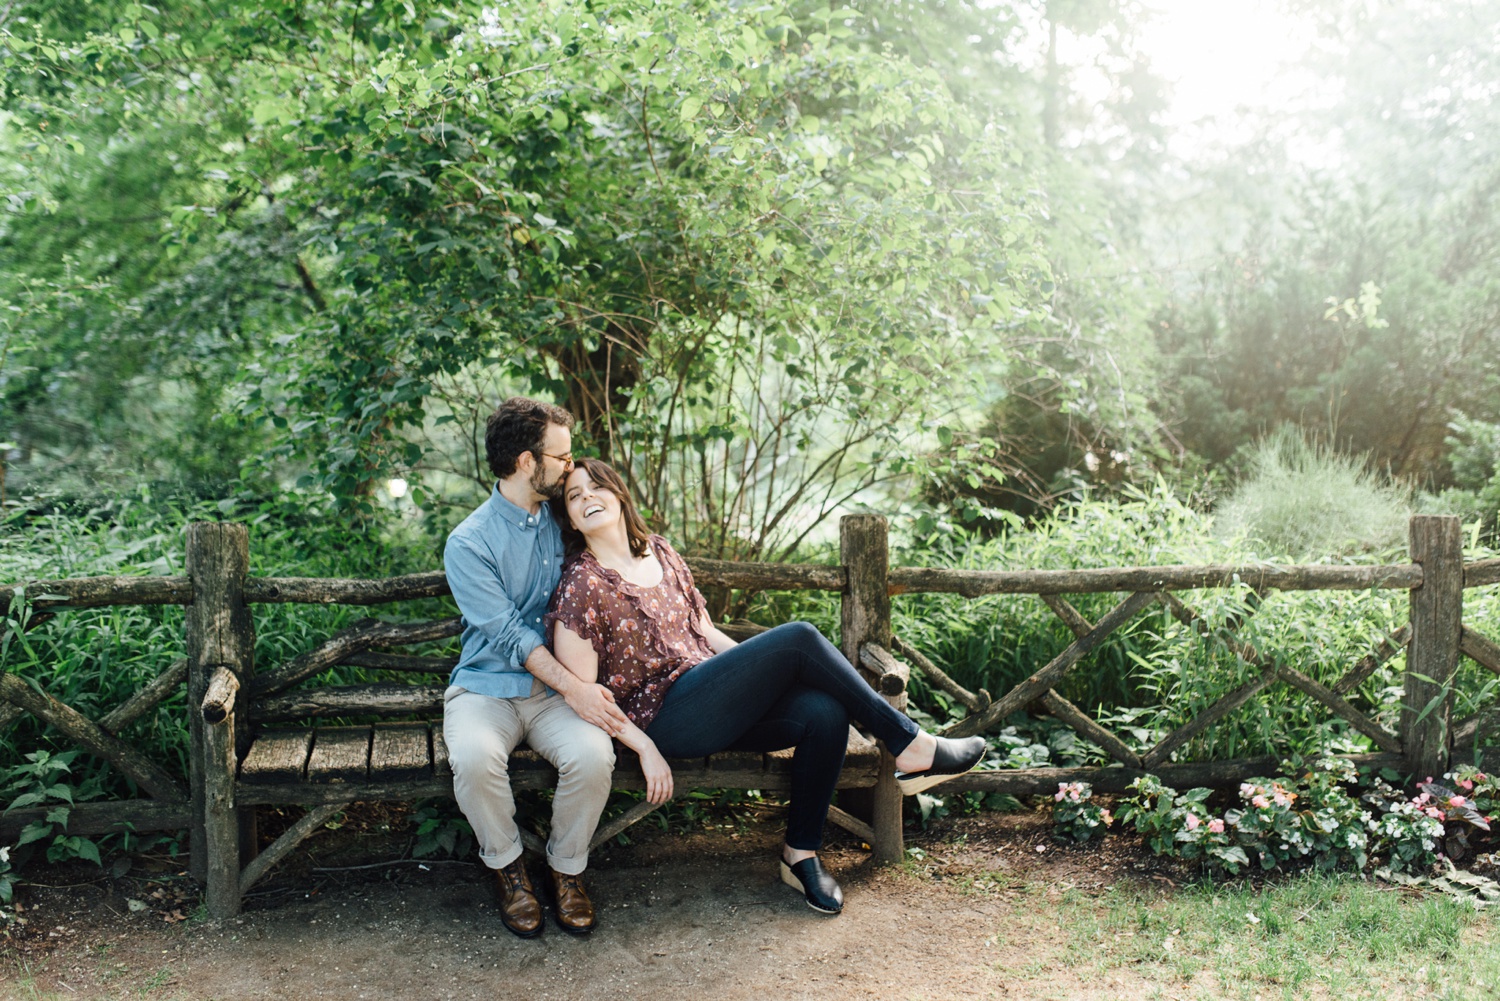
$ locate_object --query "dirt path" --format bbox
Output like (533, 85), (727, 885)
(1, 810), (1157, 1001)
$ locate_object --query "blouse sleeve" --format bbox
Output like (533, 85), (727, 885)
(657, 536), (710, 623)
(545, 561), (609, 655)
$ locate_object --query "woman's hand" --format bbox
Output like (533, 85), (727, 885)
(639, 745), (675, 805)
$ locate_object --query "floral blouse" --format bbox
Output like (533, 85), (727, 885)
(545, 535), (717, 730)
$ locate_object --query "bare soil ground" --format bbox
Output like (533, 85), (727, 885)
(0, 803), (1377, 1001)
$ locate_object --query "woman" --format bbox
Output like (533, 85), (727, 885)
(545, 459), (985, 914)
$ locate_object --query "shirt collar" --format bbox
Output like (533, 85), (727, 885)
(487, 483), (550, 530)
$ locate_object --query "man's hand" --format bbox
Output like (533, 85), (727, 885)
(563, 681), (630, 735)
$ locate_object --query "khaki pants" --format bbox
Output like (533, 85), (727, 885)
(442, 682), (615, 875)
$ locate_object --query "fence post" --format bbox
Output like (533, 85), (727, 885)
(186, 522), (254, 918)
(840, 514), (902, 864)
(1404, 515), (1463, 781)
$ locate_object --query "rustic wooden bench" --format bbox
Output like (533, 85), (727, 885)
(188, 519), (908, 917)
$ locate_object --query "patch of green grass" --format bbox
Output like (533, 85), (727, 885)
(1034, 874), (1499, 1000)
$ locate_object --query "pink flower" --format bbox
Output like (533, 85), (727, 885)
(1100, 810), (1114, 826)
(1055, 789), (1066, 802)
(1449, 795), (1468, 808)
(1425, 807), (1445, 820)
(1459, 779), (1475, 791)
(1208, 818), (1226, 834)
(1185, 813), (1201, 831)
(1252, 795), (1270, 809)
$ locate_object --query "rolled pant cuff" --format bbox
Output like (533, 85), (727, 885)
(546, 849), (589, 876)
(478, 839), (525, 871)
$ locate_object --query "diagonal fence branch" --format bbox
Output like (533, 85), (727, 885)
(1276, 664), (1403, 754)
(1331, 625), (1411, 697)
(1460, 626), (1500, 676)
(99, 658), (188, 735)
(889, 636), (988, 712)
(1038, 690), (1143, 769)
(943, 590), (1159, 738)
(1141, 667), (1280, 769)
(253, 617), (462, 697)
(0, 674), (186, 801)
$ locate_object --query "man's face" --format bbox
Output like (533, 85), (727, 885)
(529, 423), (574, 500)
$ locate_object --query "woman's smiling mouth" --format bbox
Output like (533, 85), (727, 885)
(583, 504), (605, 517)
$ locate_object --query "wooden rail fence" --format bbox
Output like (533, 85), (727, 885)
(2, 514), (1498, 919)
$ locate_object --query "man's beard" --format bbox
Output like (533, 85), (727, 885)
(531, 462), (564, 500)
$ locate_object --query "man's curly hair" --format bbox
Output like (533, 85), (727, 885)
(484, 397), (575, 479)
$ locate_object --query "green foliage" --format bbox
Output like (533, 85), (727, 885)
(1214, 428), (1410, 558)
(2, 748), (104, 867)
(1363, 778), (1447, 874)
(1054, 874), (1490, 998)
(409, 801), (473, 860)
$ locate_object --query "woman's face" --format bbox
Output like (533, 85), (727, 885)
(563, 467), (623, 536)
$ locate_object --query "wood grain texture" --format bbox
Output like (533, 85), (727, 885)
(306, 727), (371, 783)
(239, 729), (313, 785)
(1460, 626), (1500, 675)
(0, 575), (191, 610)
(253, 683), (445, 724)
(369, 722), (432, 782)
(1466, 558), (1500, 589)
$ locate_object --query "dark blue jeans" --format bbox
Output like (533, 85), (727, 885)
(644, 621), (920, 851)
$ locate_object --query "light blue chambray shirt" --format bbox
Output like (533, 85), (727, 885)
(444, 485), (566, 700)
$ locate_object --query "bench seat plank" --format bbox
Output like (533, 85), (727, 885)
(307, 727), (371, 783)
(370, 722), (432, 782)
(239, 728), (313, 785)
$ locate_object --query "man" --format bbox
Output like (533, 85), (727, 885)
(441, 397), (629, 938)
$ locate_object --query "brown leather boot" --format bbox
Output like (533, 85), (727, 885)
(548, 868), (597, 935)
(494, 860), (543, 938)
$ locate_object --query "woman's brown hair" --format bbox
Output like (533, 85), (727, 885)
(552, 458), (653, 559)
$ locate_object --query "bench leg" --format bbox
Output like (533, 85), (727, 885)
(871, 748), (904, 864)
(203, 720), (241, 919)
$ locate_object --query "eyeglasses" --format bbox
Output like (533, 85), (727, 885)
(537, 450), (575, 468)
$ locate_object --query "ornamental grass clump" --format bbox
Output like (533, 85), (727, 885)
(1051, 781), (1114, 842)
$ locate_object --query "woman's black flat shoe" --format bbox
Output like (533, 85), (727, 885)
(894, 734), (987, 795)
(780, 857), (843, 914)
